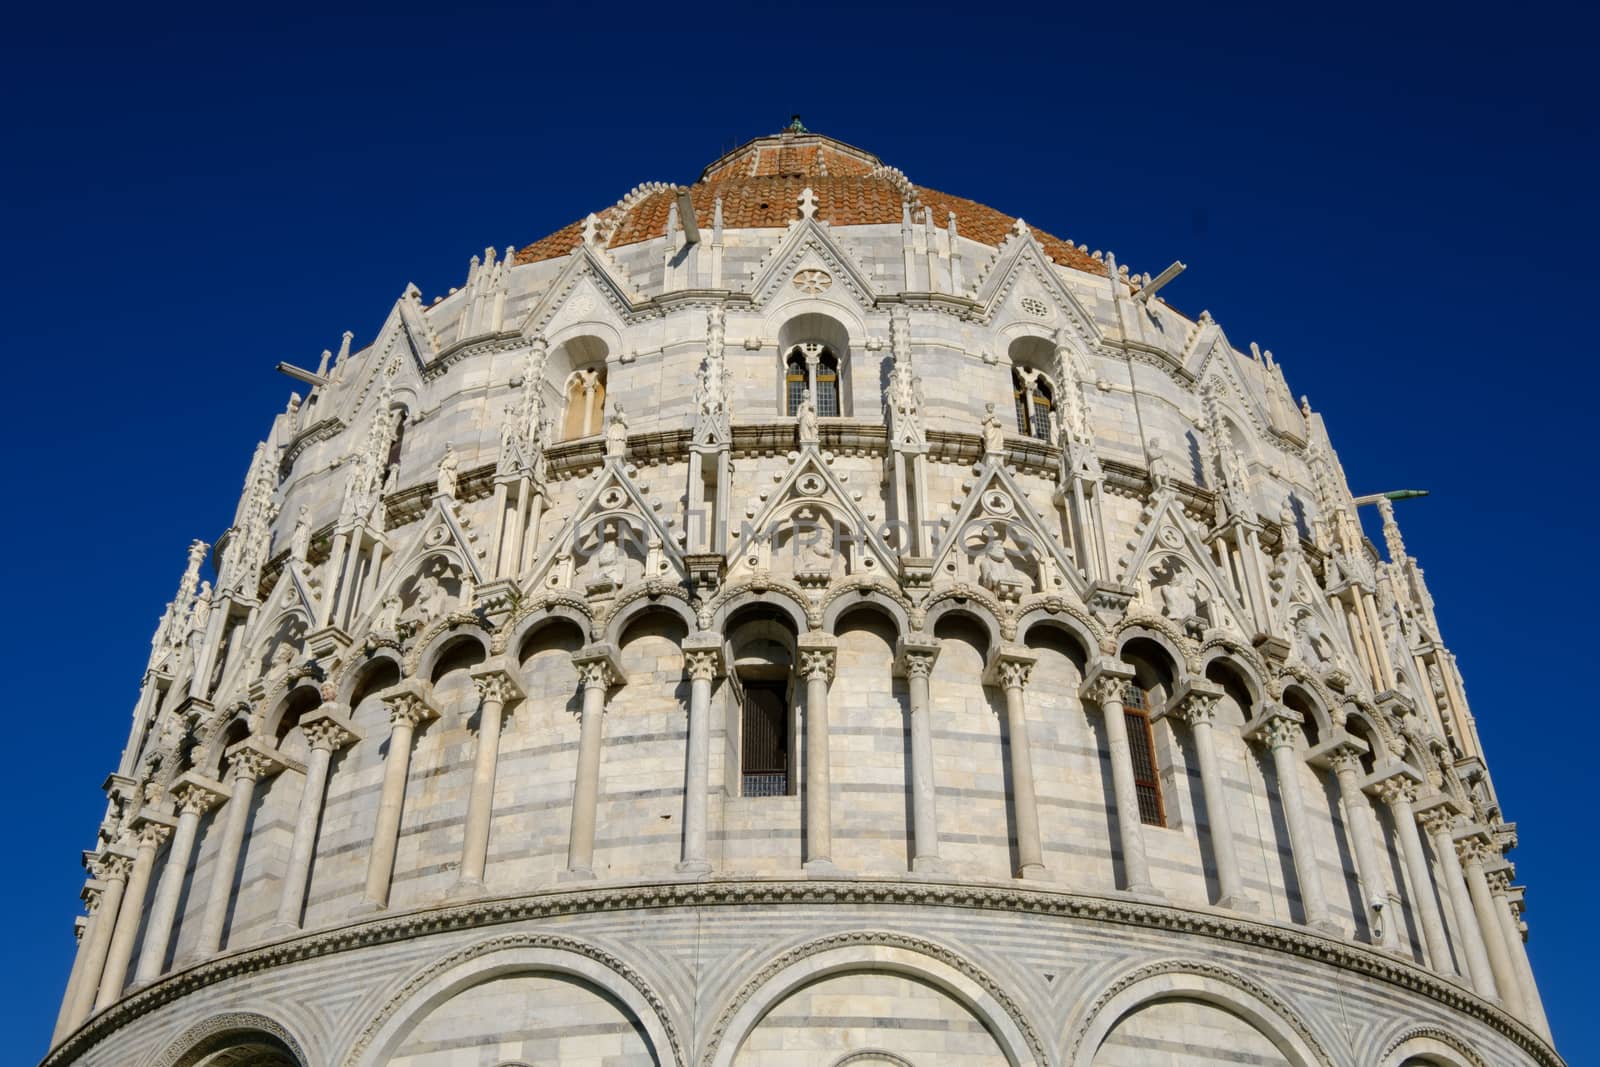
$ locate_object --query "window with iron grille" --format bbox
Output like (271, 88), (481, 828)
(785, 354), (808, 415)
(1011, 370), (1054, 440)
(1122, 682), (1166, 827)
(814, 353), (840, 417)
(1013, 371), (1031, 435)
(1029, 379), (1053, 441)
(741, 680), (789, 797)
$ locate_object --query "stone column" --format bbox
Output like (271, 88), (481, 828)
(453, 660), (524, 897)
(1372, 775), (1453, 970)
(678, 633), (722, 874)
(52, 906), (93, 1042)
(896, 636), (943, 873)
(357, 682), (437, 912)
(193, 743), (284, 957)
(1419, 804), (1498, 999)
(1245, 708), (1336, 932)
(270, 710), (359, 935)
(1163, 680), (1253, 911)
(987, 646), (1044, 879)
(1082, 659), (1153, 894)
(798, 634), (839, 874)
(63, 853), (131, 1030)
(95, 818), (174, 1009)
(1459, 835), (1520, 1011)
(134, 776), (228, 983)
(1496, 879), (1553, 1040)
(565, 643), (621, 880)
(1321, 740), (1389, 944)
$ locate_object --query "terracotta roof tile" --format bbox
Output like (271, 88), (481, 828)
(514, 133), (1105, 278)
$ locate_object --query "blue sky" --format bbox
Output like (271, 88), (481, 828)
(3, 1), (1595, 1061)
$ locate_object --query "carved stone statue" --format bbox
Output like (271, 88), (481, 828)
(981, 402), (1006, 454)
(188, 582), (212, 646)
(436, 445), (459, 499)
(1146, 436), (1176, 488)
(373, 593), (403, 639)
(1159, 566), (1197, 622)
(796, 390), (820, 445)
(1295, 610), (1335, 668)
(409, 571), (448, 624)
(587, 521), (629, 589)
(605, 405), (630, 459)
(977, 528), (1029, 598)
(289, 506), (311, 564)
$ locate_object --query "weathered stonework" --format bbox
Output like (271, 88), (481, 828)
(50, 124), (1558, 1067)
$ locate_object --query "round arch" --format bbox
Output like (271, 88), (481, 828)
(410, 620), (493, 681)
(704, 932), (1043, 1067)
(821, 585), (911, 639)
(1065, 960), (1332, 1067)
(501, 596), (593, 656)
(921, 594), (1004, 656)
(1198, 644), (1268, 709)
(1279, 680), (1337, 740)
(337, 649), (405, 707)
(710, 583), (812, 635)
(1016, 606), (1100, 661)
(1379, 1027), (1489, 1067)
(152, 1011), (309, 1067)
(343, 934), (683, 1067)
(1113, 621), (1192, 679)
(604, 591), (699, 647)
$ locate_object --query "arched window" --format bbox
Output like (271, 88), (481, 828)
(561, 368), (606, 441)
(815, 351), (840, 416)
(1122, 682), (1166, 827)
(783, 343), (844, 418)
(727, 608), (799, 797)
(1012, 369), (1053, 440)
(785, 352), (809, 415)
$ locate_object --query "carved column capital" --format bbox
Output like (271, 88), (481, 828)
(798, 648), (836, 683)
(300, 709), (360, 753)
(1079, 657), (1136, 706)
(132, 819), (174, 851)
(684, 648), (722, 683)
(1418, 805), (1460, 838)
(1373, 775), (1416, 806)
(471, 661), (525, 707)
(226, 737), (286, 783)
(1454, 833), (1493, 867)
(572, 643), (623, 692)
(985, 646), (1038, 691)
(1324, 741), (1367, 776)
(894, 635), (941, 679)
(1486, 866), (1514, 895)
(1243, 705), (1304, 751)
(382, 678), (439, 730)
(95, 853), (135, 884)
(1164, 678), (1225, 727)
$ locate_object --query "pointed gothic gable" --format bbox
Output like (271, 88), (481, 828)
(927, 457), (1089, 600)
(1194, 331), (1276, 446)
(523, 457), (685, 595)
(969, 226), (1101, 346)
(747, 217), (877, 309)
(517, 241), (643, 339)
(725, 445), (898, 585)
(1117, 489), (1253, 638)
(1271, 550), (1362, 678)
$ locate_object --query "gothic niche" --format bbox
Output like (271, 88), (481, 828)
(255, 613), (308, 680)
(770, 506), (848, 588)
(576, 514), (653, 596)
(963, 521), (1038, 603)
(396, 553), (465, 632)
(1148, 556), (1217, 637)
(1289, 604), (1337, 670)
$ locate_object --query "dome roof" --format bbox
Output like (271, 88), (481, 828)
(514, 126), (1106, 277)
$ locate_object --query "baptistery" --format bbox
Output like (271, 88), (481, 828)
(49, 123), (1558, 1067)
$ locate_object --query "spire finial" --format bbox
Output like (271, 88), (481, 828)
(786, 114), (807, 133)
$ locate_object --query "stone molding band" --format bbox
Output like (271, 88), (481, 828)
(43, 878), (1561, 1067)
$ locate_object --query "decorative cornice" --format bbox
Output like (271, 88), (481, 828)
(43, 878), (1563, 1067)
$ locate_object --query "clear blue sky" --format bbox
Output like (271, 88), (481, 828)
(4, 2), (1595, 1061)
